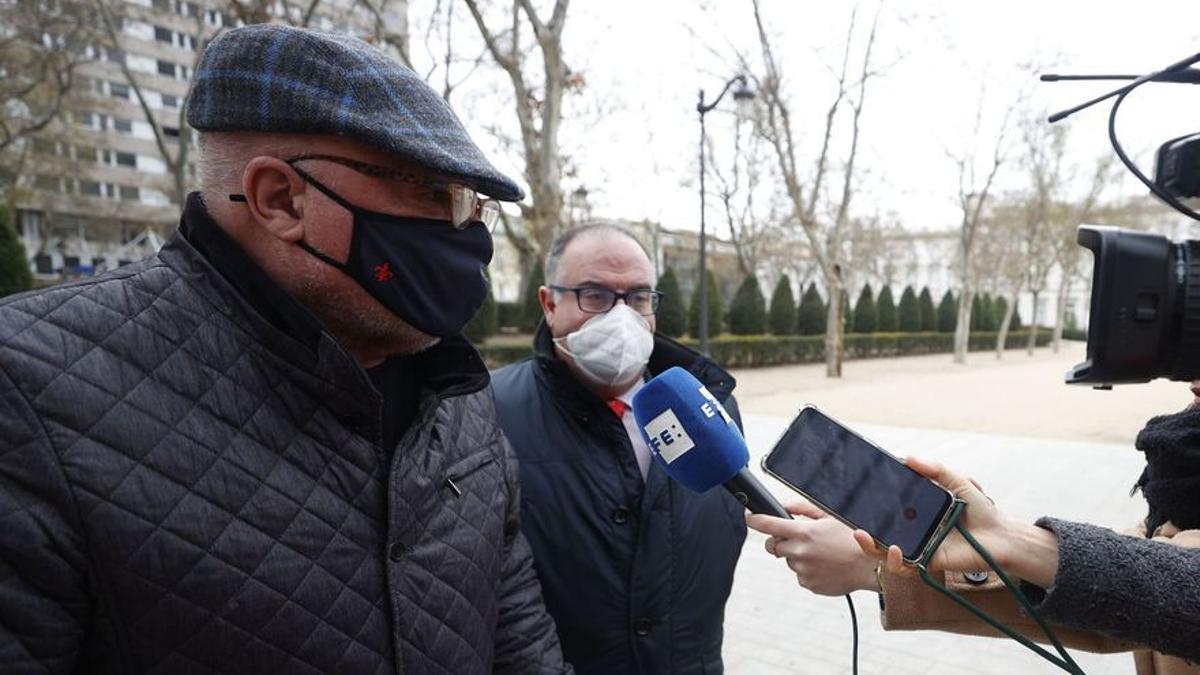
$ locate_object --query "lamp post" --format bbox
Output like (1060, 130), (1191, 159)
(569, 186), (589, 225)
(697, 74), (755, 355)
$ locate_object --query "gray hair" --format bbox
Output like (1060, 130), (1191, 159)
(196, 131), (314, 206)
(543, 223), (651, 285)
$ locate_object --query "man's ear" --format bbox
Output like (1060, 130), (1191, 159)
(538, 285), (556, 328)
(240, 156), (307, 242)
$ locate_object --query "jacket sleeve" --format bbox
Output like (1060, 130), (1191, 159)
(879, 569), (1137, 654)
(0, 365), (89, 673)
(491, 435), (572, 674)
(1026, 517), (1200, 662)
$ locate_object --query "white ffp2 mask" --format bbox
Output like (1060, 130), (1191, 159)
(554, 304), (654, 387)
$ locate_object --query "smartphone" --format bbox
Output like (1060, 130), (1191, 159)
(762, 405), (955, 563)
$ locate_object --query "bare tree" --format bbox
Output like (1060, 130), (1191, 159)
(0, 1), (99, 187)
(355, 0), (413, 68)
(1049, 153), (1114, 351)
(463, 0), (570, 282)
(749, 0), (881, 377)
(416, 1), (491, 100)
(751, 219), (820, 299)
(707, 120), (778, 278)
(227, 0), (323, 28)
(1016, 116), (1066, 355)
(949, 85), (1020, 364)
(847, 215), (913, 291)
(982, 200), (1030, 358)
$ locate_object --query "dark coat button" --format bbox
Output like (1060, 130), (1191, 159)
(634, 617), (652, 636)
(611, 507), (630, 524)
(388, 541), (406, 562)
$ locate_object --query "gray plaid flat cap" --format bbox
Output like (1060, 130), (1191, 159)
(187, 24), (523, 201)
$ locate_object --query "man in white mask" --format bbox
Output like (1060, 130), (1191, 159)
(491, 224), (748, 674)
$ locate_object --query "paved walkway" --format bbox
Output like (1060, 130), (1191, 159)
(731, 343), (1185, 446)
(720, 346), (1174, 674)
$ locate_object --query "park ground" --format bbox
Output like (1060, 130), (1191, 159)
(721, 343), (1179, 674)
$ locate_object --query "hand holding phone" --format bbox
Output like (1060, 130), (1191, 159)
(762, 406), (955, 564)
(850, 454), (1059, 589)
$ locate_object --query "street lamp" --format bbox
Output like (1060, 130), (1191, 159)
(569, 186), (590, 225)
(697, 74), (755, 355)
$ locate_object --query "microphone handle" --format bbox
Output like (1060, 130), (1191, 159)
(723, 467), (792, 519)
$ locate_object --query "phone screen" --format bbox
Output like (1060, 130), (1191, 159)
(764, 407), (953, 561)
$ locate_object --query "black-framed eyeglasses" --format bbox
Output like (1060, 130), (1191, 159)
(549, 285), (662, 315)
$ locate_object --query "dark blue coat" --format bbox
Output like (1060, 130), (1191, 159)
(491, 324), (747, 674)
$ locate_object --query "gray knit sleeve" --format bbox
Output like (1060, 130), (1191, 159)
(1029, 517), (1200, 662)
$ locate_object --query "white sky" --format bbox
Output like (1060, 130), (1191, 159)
(411, 0), (1200, 235)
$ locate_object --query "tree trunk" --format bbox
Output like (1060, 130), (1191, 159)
(952, 285), (973, 364)
(515, 247), (537, 304)
(824, 285), (844, 377)
(1026, 290), (1040, 355)
(1052, 275), (1071, 353)
(995, 289), (1019, 358)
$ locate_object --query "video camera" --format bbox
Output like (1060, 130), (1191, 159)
(1043, 52), (1200, 387)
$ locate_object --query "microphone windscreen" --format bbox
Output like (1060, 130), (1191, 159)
(631, 366), (748, 492)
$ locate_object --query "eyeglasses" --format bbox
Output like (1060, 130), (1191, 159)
(287, 154), (501, 230)
(549, 285), (662, 315)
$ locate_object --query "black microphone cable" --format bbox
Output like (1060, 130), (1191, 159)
(845, 593), (859, 675)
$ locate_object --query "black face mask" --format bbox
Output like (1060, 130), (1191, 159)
(237, 162), (495, 338)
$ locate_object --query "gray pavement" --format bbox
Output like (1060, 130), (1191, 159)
(722, 413), (1150, 675)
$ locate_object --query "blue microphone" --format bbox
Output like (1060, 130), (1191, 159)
(632, 367), (790, 518)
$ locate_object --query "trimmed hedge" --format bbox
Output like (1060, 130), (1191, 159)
(937, 290), (957, 332)
(728, 275), (767, 334)
(853, 284), (877, 333)
(918, 287), (937, 332)
(0, 202), (33, 298)
(463, 277), (498, 342)
(476, 330), (1055, 369)
(477, 342), (536, 368)
(768, 275), (796, 335)
(519, 265), (545, 332)
(796, 283), (826, 335)
(655, 267), (687, 338)
(876, 286), (898, 333)
(497, 301), (521, 330)
(689, 269), (724, 337)
(898, 286), (920, 332)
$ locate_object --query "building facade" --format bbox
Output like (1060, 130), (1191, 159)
(10, 0), (406, 281)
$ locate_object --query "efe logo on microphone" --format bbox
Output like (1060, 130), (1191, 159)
(643, 410), (695, 463)
(697, 385), (733, 424)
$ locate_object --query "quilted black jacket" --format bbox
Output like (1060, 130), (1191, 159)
(0, 211), (567, 673)
(491, 324), (747, 674)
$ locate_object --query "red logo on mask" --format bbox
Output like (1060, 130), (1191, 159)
(374, 263), (393, 282)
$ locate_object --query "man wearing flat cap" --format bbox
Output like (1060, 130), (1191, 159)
(0, 24), (569, 674)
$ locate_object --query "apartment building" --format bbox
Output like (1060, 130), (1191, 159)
(11, 0), (406, 280)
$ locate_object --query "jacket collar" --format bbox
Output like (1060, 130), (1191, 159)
(162, 194), (490, 414)
(179, 191), (325, 351)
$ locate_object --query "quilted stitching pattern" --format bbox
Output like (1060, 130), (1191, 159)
(0, 237), (567, 674)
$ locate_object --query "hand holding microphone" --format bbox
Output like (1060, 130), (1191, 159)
(631, 366), (790, 518)
(633, 368), (869, 670)
(752, 502), (884, 597)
